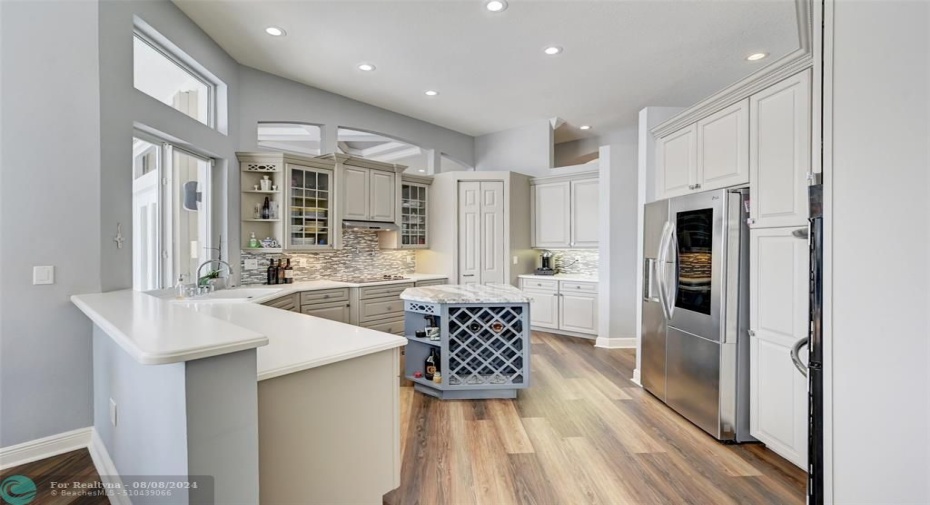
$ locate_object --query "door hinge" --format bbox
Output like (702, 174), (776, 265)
(161, 177), (168, 187)
(162, 250), (169, 259)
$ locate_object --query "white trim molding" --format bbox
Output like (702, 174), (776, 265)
(88, 430), (130, 505)
(632, 368), (642, 386)
(594, 337), (636, 349)
(0, 427), (93, 470)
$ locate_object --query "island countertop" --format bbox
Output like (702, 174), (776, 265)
(400, 283), (531, 304)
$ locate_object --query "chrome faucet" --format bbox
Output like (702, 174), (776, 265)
(196, 259), (236, 292)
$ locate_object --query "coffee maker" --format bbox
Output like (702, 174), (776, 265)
(535, 250), (556, 276)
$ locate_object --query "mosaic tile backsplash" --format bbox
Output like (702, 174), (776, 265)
(549, 249), (599, 277)
(240, 229), (416, 285)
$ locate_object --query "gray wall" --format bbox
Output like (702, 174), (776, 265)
(597, 130), (639, 343)
(93, 329), (190, 504)
(475, 120), (553, 175)
(237, 66), (475, 165)
(830, 1), (930, 502)
(98, 0), (242, 292)
(0, 0), (100, 447)
(554, 137), (600, 168)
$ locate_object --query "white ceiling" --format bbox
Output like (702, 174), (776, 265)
(174, 0), (800, 138)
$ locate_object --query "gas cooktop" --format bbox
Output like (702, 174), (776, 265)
(340, 275), (410, 284)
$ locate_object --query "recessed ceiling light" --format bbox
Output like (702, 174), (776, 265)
(425, 90), (439, 96)
(579, 125), (591, 130)
(544, 46), (563, 56)
(265, 26), (286, 37)
(418, 169), (426, 173)
(485, 0), (508, 12)
(357, 63), (376, 72)
(746, 52), (767, 61)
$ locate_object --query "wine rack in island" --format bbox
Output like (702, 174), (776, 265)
(401, 284), (531, 400)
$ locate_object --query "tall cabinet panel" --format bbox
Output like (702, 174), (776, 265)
(570, 179), (599, 247)
(749, 226), (810, 469)
(370, 171), (396, 222)
(458, 181), (505, 285)
(342, 167), (370, 220)
(749, 70), (811, 228)
(532, 182), (570, 248)
(656, 124), (697, 199)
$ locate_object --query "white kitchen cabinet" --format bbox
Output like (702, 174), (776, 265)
(458, 181), (505, 285)
(531, 174), (599, 249)
(340, 166), (396, 223)
(520, 278), (598, 337)
(749, 227), (809, 469)
(533, 182), (571, 248)
(656, 124), (697, 199)
(342, 166), (370, 220)
(524, 288), (559, 329)
(655, 100), (749, 200)
(370, 170), (396, 222)
(749, 70), (811, 228)
(697, 99), (749, 191)
(559, 291), (598, 334)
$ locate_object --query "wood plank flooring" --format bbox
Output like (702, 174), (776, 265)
(385, 331), (806, 505)
(0, 449), (108, 504)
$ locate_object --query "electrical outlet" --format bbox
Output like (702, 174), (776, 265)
(32, 266), (54, 285)
(109, 398), (118, 427)
(244, 259), (259, 270)
(512, 256), (518, 265)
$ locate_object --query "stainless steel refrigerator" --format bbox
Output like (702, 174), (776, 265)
(641, 188), (753, 442)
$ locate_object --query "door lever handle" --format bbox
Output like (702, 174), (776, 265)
(790, 337), (810, 377)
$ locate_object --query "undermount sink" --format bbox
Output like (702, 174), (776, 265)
(179, 287), (284, 303)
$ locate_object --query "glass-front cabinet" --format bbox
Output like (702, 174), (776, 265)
(400, 183), (428, 248)
(286, 163), (334, 250)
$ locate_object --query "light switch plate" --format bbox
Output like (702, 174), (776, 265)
(512, 256), (518, 265)
(244, 259), (259, 270)
(33, 266), (54, 285)
(109, 398), (118, 427)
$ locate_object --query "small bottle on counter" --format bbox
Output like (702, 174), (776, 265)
(277, 259), (287, 284)
(267, 258), (277, 285)
(284, 258), (294, 284)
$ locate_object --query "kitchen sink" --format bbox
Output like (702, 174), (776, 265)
(178, 287), (284, 303)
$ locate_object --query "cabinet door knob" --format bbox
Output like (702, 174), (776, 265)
(688, 185), (695, 190)
(323, 294), (330, 299)
(747, 218), (756, 226)
(748, 329), (756, 337)
(694, 183), (701, 189)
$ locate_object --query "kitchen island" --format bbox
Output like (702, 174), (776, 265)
(400, 283), (531, 400)
(71, 283), (414, 505)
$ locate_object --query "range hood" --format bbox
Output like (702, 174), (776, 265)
(342, 220), (399, 232)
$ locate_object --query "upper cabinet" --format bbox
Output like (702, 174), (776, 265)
(319, 154), (402, 224)
(379, 175), (432, 250)
(656, 100), (749, 200)
(237, 152), (337, 253)
(531, 172), (599, 249)
(749, 70), (811, 228)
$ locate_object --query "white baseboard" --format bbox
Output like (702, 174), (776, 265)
(632, 368), (642, 386)
(0, 427), (92, 470)
(1, 427), (125, 504)
(594, 337), (636, 349)
(88, 430), (130, 505)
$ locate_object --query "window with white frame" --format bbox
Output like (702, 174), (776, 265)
(133, 32), (215, 127)
(132, 135), (213, 291)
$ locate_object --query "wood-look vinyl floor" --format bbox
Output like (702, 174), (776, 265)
(385, 331), (806, 505)
(0, 449), (108, 505)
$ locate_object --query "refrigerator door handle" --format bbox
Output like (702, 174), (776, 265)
(644, 258), (657, 301)
(790, 336), (810, 377)
(656, 222), (673, 320)
(666, 226), (678, 318)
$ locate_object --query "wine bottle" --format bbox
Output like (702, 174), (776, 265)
(284, 258), (294, 284)
(266, 258), (276, 285)
(261, 197), (271, 220)
(424, 349), (437, 381)
(277, 259), (286, 284)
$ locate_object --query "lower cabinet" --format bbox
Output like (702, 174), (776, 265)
(749, 227), (809, 469)
(301, 302), (351, 324)
(520, 278), (598, 336)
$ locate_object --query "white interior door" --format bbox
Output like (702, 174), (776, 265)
(480, 181), (505, 284)
(458, 181), (481, 284)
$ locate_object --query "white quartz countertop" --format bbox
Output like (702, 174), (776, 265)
(73, 273), (446, 369)
(400, 283), (531, 304)
(71, 290), (269, 365)
(182, 303), (406, 381)
(518, 273), (599, 282)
